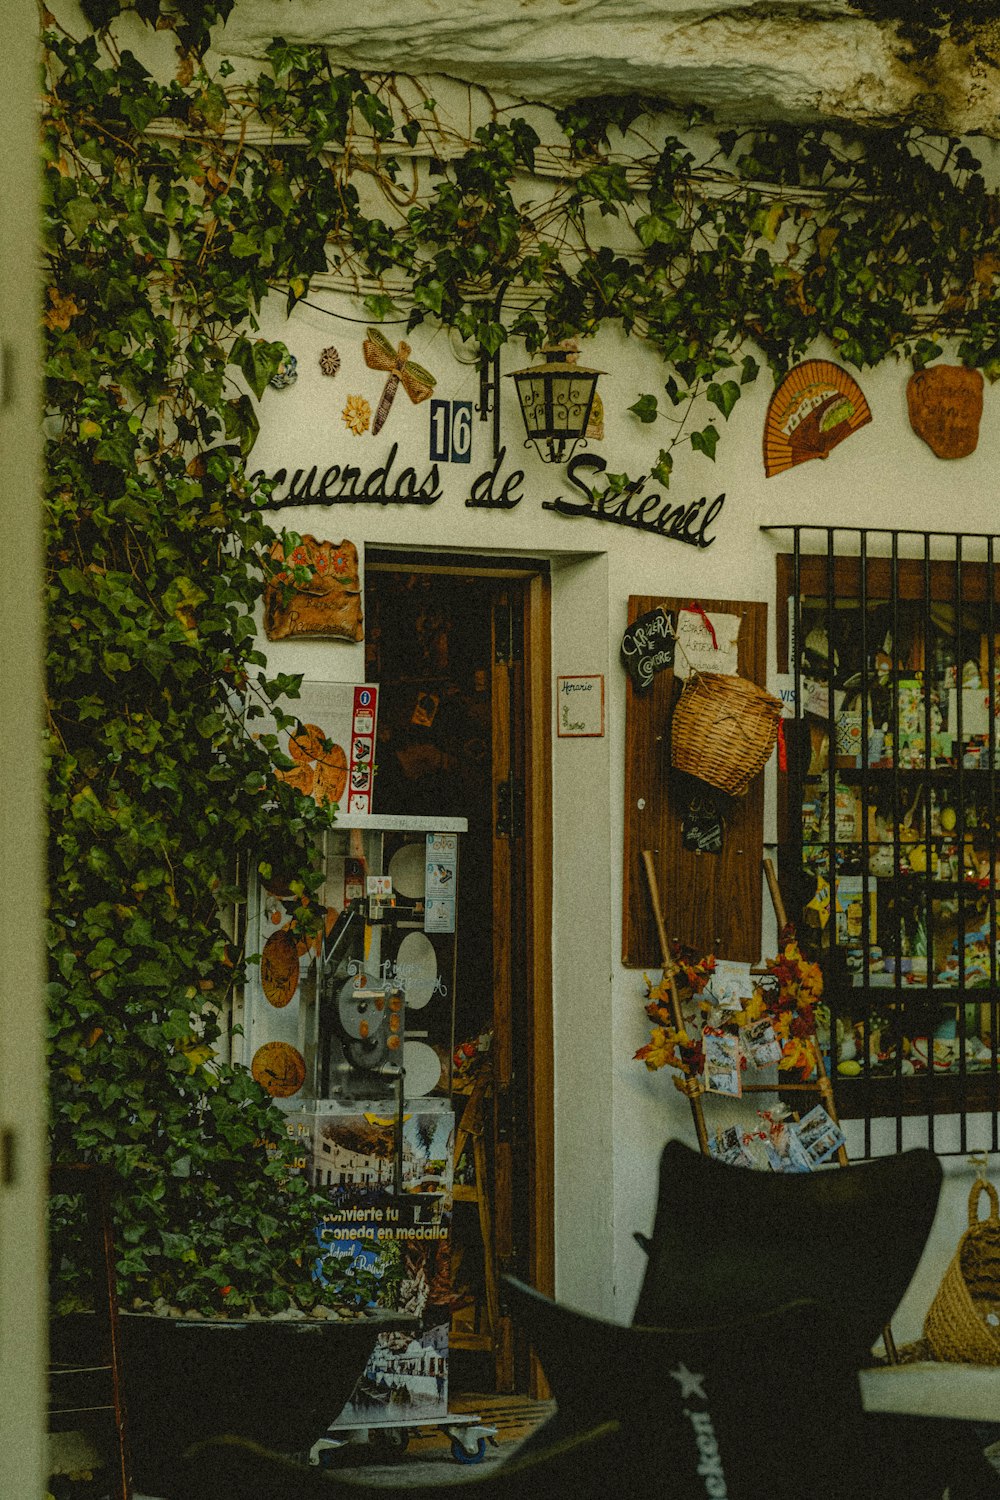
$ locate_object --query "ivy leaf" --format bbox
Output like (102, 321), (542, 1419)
(265, 174), (295, 216)
(65, 198), (99, 239)
(230, 231), (261, 258)
(477, 321), (507, 357)
(740, 355), (760, 385)
(413, 279), (445, 314)
(222, 393), (261, 457)
(629, 393), (659, 424)
(690, 424), (719, 461)
(706, 381), (740, 420)
(229, 336), (285, 400)
(652, 450), (673, 487)
(364, 293), (399, 320)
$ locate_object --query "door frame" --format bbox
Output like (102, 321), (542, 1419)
(365, 549), (555, 1317)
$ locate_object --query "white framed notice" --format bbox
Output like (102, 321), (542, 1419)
(557, 675), (605, 737)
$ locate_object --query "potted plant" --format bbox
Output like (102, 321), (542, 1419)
(41, 19), (412, 1492)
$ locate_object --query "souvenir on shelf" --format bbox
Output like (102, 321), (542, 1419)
(778, 555), (1000, 1108)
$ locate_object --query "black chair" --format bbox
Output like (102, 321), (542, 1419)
(166, 1420), (622, 1500)
(507, 1278), (873, 1500)
(506, 1273), (1000, 1500)
(506, 1141), (999, 1500)
(633, 1138), (943, 1361)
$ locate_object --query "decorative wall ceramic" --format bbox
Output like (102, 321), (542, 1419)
(250, 1040), (306, 1097)
(319, 345), (341, 377)
(260, 928), (300, 1008)
(362, 326), (436, 434)
(274, 722), (348, 806)
(263, 535), (363, 642)
(906, 364), (984, 459)
(342, 395), (371, 435)
(268, 353), (298, 390)
(763, 359), (872, 476)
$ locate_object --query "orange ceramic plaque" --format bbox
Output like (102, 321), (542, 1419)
(906, 365), (983, 459)
(263, 535), (363, 642)
(275, 721), (348, 807)
(763, 360), (872, 477)
(260, 928), (299, 1008)
(250, 1040), (306, 1097)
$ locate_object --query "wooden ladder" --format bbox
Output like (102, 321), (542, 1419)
(449, 1067), (513, 1388)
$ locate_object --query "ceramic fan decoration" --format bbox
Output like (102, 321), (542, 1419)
(763, 359), (872, 477)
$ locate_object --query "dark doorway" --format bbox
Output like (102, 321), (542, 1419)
(365, 555), (552, 1395)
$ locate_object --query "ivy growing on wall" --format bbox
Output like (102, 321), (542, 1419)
(43, 1), (1000, 1308)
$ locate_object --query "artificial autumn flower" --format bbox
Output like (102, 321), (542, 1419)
(635, 1024), (701, 1075)
(779, 1035), (815, 1079)
(342, 394), (372, 435)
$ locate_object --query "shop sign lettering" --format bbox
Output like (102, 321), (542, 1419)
(543, 453), (725, 548)
(464, 446), (525, 509)
(252, 442), (443, 509)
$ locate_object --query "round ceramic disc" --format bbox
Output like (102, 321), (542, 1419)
(250, 1041), (306, 1097)
(401, 1040), (443, 1098)
(260, 929), (299, 1008)
(394, 931), (438, 1010)
(388, 843), (426, 900)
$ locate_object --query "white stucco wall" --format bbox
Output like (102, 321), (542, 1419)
(246, 286), (1000, 1333)
(44, 1), (1000, 1343)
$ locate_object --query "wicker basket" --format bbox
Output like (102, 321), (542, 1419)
(923, 1179), (1000, 1365)
(670, 672), (783, 797)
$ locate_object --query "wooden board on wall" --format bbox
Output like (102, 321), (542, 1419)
(622, 596), (768, 966)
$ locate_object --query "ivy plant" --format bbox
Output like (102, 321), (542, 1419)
(43, 1), (1000, 1315)
(43, 22), (360, 1318)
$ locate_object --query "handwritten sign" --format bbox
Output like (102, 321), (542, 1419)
(557, 675), (605, 737)
(621, 606), (676, 691)
(674, 609), (740, 681)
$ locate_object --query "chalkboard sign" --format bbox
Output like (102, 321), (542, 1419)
(681, 787), (724, 855)
(620, 606), (676, 690)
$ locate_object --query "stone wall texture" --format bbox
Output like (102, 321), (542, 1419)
(219, 0), (1000, 138)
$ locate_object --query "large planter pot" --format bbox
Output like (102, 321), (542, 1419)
(54, 1308), (414, 1493)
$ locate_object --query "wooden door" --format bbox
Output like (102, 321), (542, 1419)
(365, 556), (553, 1395)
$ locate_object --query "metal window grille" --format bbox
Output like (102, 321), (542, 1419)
(765, 525), (999, 1158)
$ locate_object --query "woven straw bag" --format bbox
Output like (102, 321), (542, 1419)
(923, 1179), (1000, 1365)
(670, 671), (783, 798)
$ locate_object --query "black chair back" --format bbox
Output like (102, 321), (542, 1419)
(633, 1139), (942, 1358)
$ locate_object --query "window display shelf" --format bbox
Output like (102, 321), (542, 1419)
(771, 528), (1000, 1152)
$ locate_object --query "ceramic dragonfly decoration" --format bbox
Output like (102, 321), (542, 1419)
(362, 326), (436, 434)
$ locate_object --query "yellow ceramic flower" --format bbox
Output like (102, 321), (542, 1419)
(342, 394), (371, 435)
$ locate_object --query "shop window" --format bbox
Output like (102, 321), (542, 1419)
(771, 528), (999, 1157)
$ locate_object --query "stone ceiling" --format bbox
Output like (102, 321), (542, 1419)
(218, 0), (1000, 139)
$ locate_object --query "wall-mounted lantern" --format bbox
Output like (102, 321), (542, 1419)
(506, 340), (603, 464)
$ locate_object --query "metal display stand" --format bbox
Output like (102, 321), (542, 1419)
(245, 814), (497, 1464)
